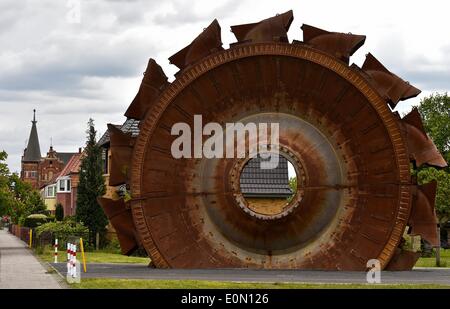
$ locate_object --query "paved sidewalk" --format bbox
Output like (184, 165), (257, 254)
(0, 229), (62, 289)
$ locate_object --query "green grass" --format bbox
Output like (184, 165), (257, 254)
(71, 279), (450, 289)
(36, 246), (149, 264)
(415, 249), (450, 268)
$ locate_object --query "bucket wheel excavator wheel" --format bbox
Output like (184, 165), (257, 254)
(99, 10), (447, 270)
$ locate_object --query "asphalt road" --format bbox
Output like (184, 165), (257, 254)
(50, 263), (450, 285)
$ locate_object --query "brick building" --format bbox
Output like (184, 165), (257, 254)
(21, 110), (77, 190)
(21, 110), (82, 214)
(55, 151), (82, 216)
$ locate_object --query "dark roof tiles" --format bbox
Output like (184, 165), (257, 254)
(56, 152), (77, 165)
(240, 155), (292, 198)
(23, 112), (41, 162)
(98, 119), (140, 146)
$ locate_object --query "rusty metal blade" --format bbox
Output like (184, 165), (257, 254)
(409, 181), (439, 246)
(169, 19), (223, 71)
(231, 10), (293, 43)
(301, 24), (365, 64)
(362, 53), (421, 108)
(401, 108), (447, 167)
(98, 197), (140, 255)
(385, 248), (421, 271)
(108, 124), (134, 186)
(125, 59), (169, 120)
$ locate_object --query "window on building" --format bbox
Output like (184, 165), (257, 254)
(102, 148), (109, 175)
(57, 178), (71, 193)
(59, 179), (65, 191)
(46, 185), (56, 198)
(26, 171), (38, 178)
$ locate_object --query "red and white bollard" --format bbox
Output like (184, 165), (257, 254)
(72, 244), (77, 277)
(54, 239), (58, 263)
(66, 242), (80, 282)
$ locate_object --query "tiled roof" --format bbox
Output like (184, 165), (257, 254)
(120, 118), (140, 136)
(240, 155), (292, 198)
(49, 171), (61, 184)
(98, 118), (140, 146)
(23, 114), (41, 162)
(58, 153), (82, 177)
(98, 124), (121, 146)
(56, 152), (77, 165)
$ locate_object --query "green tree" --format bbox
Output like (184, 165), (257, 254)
(0, 151), (13, 217)
(8, 174), (31, 223)
(417, 168), (450, 225)
(0, 151), (47, 222)
(55, 203), (64, 221)
(27, 190), (47, 215)
(414, 93), (450, 226)
(418, 92), (450, 163)
(76, 119), (107, 246)
(289, 177), (297, 193)
(6, 173), (47, 223)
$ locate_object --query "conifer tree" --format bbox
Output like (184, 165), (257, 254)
(55, 203), (64, 221)
(76, 119), (107, 246)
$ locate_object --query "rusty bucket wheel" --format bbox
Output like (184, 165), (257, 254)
(100, 10), (447, 270)
(129, 43), (410, 270)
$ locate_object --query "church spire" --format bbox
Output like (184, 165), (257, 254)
(23, 109), (42, 162)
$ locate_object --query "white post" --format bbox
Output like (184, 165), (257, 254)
(66, 242), (70, 272)
(70, 243), (74, 277)
(54, 238), (58, 263)
(73, 244), (77, 278)
(65, 242), (81, 283)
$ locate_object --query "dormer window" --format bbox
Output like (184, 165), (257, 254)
(57, 177), (71, 193)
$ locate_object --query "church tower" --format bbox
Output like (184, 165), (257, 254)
(21, 109), (42, 189)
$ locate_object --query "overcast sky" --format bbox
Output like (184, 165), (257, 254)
(1, 0), (449, 173)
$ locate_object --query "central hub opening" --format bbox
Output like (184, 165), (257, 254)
(235, 151), (302, 220)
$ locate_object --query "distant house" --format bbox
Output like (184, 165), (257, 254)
(55, 150), (82, 217)
(240, 154), (293, 214)
(21, 110), (77, 190)
(40, 172), (60, 214)
(98, 118), (140, 199)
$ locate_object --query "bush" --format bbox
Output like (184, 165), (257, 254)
(55, 203), (64, 221)
(102, 234), (122, 254)
(63, 215), (77, 223)
(35, 220), (89, 245)
(23, 214), (49, 228)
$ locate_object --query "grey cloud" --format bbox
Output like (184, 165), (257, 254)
(152, 0), (242, 26)
(0, 36), (159, 94)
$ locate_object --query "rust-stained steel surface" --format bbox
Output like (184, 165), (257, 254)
(100, 10), (447, 270)
(97, 197), (140, 255)
(107, 124), (134, 186)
